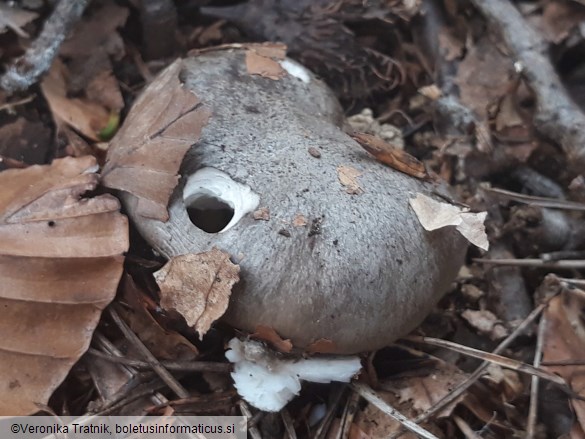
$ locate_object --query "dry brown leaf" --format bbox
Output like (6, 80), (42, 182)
(354, 388), (440, 438)
(119, 274), (199, 361)
(53, 1), (127, 125)
(245, 50), (285, 80)
(495, 95), (524, 132)
(534, 1), (585, 44)
(0, 118), (51, 171)
(0, 156), (128, 415)
(454, 35), (511, 120)
(437, 25), (465, 61)
(86, 70), (124, 112)
(251, 325), (293, 353)
(253, 207), (270, 221)
(154, 248), (240, 338)
(409, 193), (489, 250)
(249, 42), (286, 59)
(337, 165), (364, 195)
(418, 84), (442, 101)
(292, 214), (308, 227)
(351, 132), (429, 180)
(59, 1), (128, 60)
(102, 59), (211, 221)
(543, 290), (585, 436)
(461, 309), (509, 340)
(397, 365), (468, 418)
(41, 60), (110, 141)
(0, 4), (38, 38)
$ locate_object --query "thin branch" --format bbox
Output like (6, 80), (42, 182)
(482, 186), (585, 211)
(389, 302), (547, 439)
(527, 313), (547, 438)
(351, 382), (439, 439)
(474, 258), (585, 269)
(468, 0), (585, 172)
(453, 415), (482, 439)
(86, 348), (232, 373)
(108, 306), (189, 399)
(90, 331), (168, 413)
(405, 335), (566, 388)
(281, 408), (298, 439)
(238, 401), (262, 439)
(0, 0), (91, 94)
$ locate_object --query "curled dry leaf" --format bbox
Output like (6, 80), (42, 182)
(409, 193), (489, 250)
(154, 248), (240, 338)
(251, 325), (293, 353)
(0, 156), (128, 415)
(337, 165), (364, 195)
(351, 132), (429, 180)
(101, 59), (211, 221)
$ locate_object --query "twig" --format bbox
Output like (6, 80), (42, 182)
(0, 95), (34, 112)
(0, 155), (29, 169)
(453, 415), (482, 439)
(405, 335), (566, 388)
(314, 384), (346, 439)
(86, 348), (232, 373)
(527, 313), (547, 438)
(90, 332), (167, 413)
(482, 186), (585, 211)
(389, 302), (547, 439)
(145, 390), (237, 414)
(238, 401), (262, 439)
(340, 389), (360, 439)
(557, 278), (585, 287)
(0, 0), (91, 94)
(474, 258), (585, 269)
(95, 381), (169, 415)
(351, 382), (439, 439)
(281, 408), (298, 439)
(108, 306), (189, 399)
(468, 0), (585, 172)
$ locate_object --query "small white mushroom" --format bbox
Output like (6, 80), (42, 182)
(225, 338), (361, 412)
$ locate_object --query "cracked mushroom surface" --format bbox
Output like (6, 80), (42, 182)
(118, 48), (468, 354)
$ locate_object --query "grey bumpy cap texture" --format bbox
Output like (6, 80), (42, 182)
(124, 49), (467, 354)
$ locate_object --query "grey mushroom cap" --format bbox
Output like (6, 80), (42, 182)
(122, 49), (467, 354)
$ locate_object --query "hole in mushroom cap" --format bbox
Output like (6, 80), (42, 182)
(183, 167), (260, 234)
(186, 194), (235, 233)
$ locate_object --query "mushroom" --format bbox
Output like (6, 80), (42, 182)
(119, 48), (468, 354)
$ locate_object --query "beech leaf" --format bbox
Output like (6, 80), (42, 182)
(101, 59), (211, 221)
(154, 248), (240, 338)
(0, 156), (128, 415)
